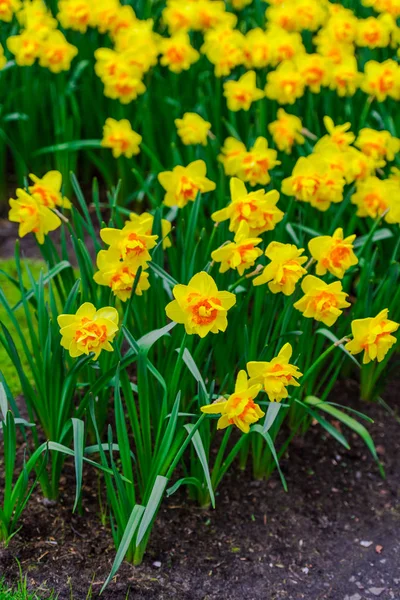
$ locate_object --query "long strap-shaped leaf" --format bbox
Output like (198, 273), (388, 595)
(100, 504), (145, 594)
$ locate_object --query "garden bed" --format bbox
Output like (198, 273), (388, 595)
(1, 377), (399, 600)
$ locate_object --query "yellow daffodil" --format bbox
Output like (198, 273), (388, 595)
(201, 370), (263, 433)
(211, 222), (263, 276)
(166, 272), (236, 338)
(7, 30), (42, 66)
(295, 53), (331, 94)
(345, 309), (399, 364)
(355, 128), (400, 168)
(100, 221), (158, 267)
(329, 56), (363, 97)
(308, 228), (358, 279)
(282, 155), (345, 212)
(218, 137), (247, 176)
(38, 30), (78, 73)
(314, 116), (355, 152)
(201, 26), (244, 77)
(158, 160), (216, 209)
(129, 212), (172, 249)
(351, 177), (400, 223)
(265, 60), (305, 105)
(361, 59), (400, 102)
(223, 70), (264, 111)
(9, 189), (61, 245)
(356, 16), (391, 48)
(243, 28), (273, 70)
(159, 33), (199, 73)
(162, 0), (195, 34)
(294, 275), (350, 327)
(236, 137), (280, 187)
(253, 241), (307, 295)
(28, 171), (71, 210)
(174, 113), (211, 146)
(268, 109), (305, 154)
(101, 118), (142, 158)
(57, 0), (94, 33)
(57, 302), (119, 359)
(247, 343), (302, 402)
(93, 248), (150, 301)
(212, 177), (283, 236)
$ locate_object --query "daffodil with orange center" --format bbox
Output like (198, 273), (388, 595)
(351, 177), (399, 223)
(212, 178), (283, 236)
(247, 343), (302, 402)
(253, 241), (307, 295)
(218, 137), (247, 176)
(57, 303), (119, 359)
(313, 116), (355, 153)
(174, 113), (211, 146)
(201, 370), (263, 434)
(28, 171), (71, 210)
(294, 275), (350, 327)
(264, 60), (305, 105)
(9, 189), (61, 245)
(101, 118), (142, 158)
(158, 160), (216, 209)
(295, 53), (331, 94)
(329, 56), (363, 97)
(236, 137), (280, 186)
(345, 309), (399, 364)
(93, 248), (150, 301)
(282, 155), (345, 212)
(223, 70), (264, 111)
(39, 30), (78, 73)
(129, 212), (172, 249)
(356, 16), (391, 48)
(268, 108), (305, 154)
(99, 220), (158, 268)
(211, 222), (263, 276)
(0, 0), (20, 22)
(308, 228), (358, 279)
(7, 30), (42, 66)
(159, 33), (199, 73)
(165, 272), (236, 338)
(162, 0), (195, 34)
(361, 59), (400, 102)
(355, 128), (400, 168)
(201, 26), (245, 77)
(57, 0), (94, 33)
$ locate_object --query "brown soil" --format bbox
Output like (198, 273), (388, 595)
(0, 377), (399, 600)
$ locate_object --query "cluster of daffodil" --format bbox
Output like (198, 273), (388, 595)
(2, 0), (400, 581)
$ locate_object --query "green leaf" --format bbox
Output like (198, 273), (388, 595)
(305, 396), (384, 475)
(180, 348), (208, 398)
(71, 418), (85, 512)
(34, 140), (102, 156)
(101, 504), (145, 593)
(353, 228), (393, 248)
(184, 423), (215, 508)
(137, 322), (176, 354)
(263, 403), (281, 433)
(167, 477), (202, 497)
(148, 262), (178, 288)
(136, 475), (168, 546)
(0, 383), (7, 422)
(316, 329), (361, 368)
(251, 425), (288, 491)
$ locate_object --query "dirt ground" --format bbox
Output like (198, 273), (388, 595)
(0, 376), (398, 600)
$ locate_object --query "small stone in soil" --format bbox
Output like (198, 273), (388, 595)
(368, 588), (386, 596)
(360, 540), (373, 547)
